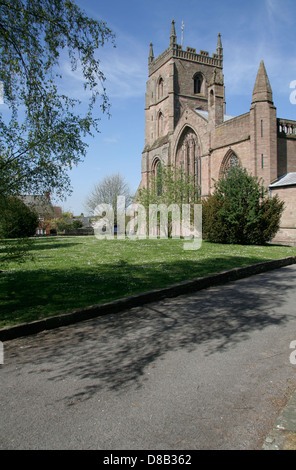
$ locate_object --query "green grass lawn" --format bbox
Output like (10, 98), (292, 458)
(0, 235), (296, 328)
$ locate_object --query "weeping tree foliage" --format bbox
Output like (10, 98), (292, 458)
(0, 0), (115, 199)
(202, 167), (285, 245)
(136, 165), (200, 237)
(137, 165), (199, 207)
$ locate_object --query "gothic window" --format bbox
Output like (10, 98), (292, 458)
(220, 150), (241, 177)
(158, 111), (164, 136)
(175, 127), (199, 180)
(187, 144), (190, 175)
(152, 158), (162, 195)
(156, 161), (162, 195)
(158, 77), (164, 100)
(193, 73), (204, 94)
(209, 89), (214, 107)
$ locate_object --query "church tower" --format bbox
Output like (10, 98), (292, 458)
(137, 22), (296, 246)
(141, 20), (225, 189)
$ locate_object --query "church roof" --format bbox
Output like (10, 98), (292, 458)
(194, 109), (234, 122)
(269, 173), (296, 188)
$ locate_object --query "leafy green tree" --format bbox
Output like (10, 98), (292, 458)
(0, 0), (115, 198)
(202, 167), (285, 245)
(72, 219), (83, 229)
(0, 196), (39, 238)
(54, 211), (72, 232)
(136, 166), (200, 237)
(138, 166), (199, 206)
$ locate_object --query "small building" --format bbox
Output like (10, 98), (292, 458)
(269, 173), (296, 246)
(22, 193), (62, 235)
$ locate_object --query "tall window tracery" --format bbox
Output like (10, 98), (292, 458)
(219, 150), (241, 177)
(175, 127), (200, 184)
(151, 158), (162, 195)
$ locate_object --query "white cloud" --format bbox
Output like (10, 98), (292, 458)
(103, 134), (121, 143)
(265, 0), (293, 26)
(100, 52), (147, 99)
(223, 41), (264, 97)
(58, 32), (147, 102)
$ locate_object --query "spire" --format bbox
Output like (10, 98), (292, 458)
(170, 19), (177, 46)
(149, 42), (154, 64)
(217, 33), (222, 50)
(216, 33), (223, 58)
(252, 60), (273, 104)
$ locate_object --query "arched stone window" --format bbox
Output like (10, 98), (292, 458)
(196, 157), (200, 189)
(187, 144), (191, 175)
(152, 158), (162, 195)
(175, 127), (199, 180)
(193, 73), (204, 95)
(158, 77), (164, 100)
(219, 150), (241, 178)
(156, 161), (162, 195)
(209, 89), (214, 107)
(158, 111), (164, 137)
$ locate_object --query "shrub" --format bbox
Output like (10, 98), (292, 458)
(202, 194), (228, 243)
(0, 196), (39, 239)
(202, 167), (285, 245)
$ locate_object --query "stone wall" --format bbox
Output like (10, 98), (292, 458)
(278, 137), (296, 176)
(270, 186), (296, 245)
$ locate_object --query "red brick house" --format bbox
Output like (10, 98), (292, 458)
(22, 193), (62, 235)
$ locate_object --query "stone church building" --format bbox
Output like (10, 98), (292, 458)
(138, 20), (296, 245)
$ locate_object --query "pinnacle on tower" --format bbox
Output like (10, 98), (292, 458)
(170, 19), (177, 46)
(149, 42), (154, 63)
(252, 60), (273, 104)
(216, 33), (223, 55)
(217, 33), (222, 48)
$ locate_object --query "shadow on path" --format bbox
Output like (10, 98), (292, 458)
(5, 266), (296, 405)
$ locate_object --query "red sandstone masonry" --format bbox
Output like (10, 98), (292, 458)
(212, 113), (250, 149)
(139, 22), (296, 244)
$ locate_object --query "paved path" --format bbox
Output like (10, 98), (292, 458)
(1, 265), (296, 450)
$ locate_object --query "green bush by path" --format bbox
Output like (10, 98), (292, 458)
(202, 167), (285, 245)
(0, 236), (295, 327)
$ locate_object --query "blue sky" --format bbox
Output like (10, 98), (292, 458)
(55, 0), (296, 213)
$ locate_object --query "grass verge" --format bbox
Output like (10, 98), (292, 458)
(1, 236), (296, 328)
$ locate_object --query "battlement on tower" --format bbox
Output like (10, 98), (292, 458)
(148, 43), (223, 76)
(148, 20), (223, 76)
